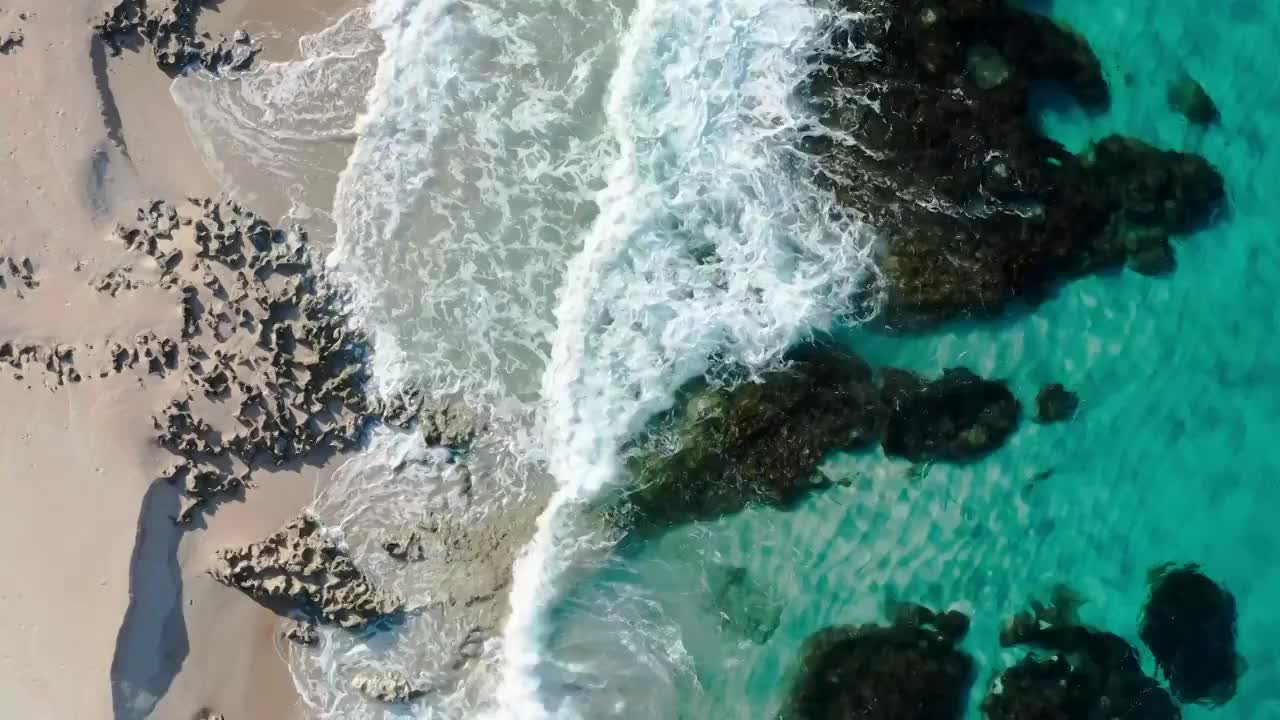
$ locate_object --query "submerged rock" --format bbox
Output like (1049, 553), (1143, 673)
(809, 1), (1224, 326)
(1168, 73), (1220, 125)
(1034, 383), (1078, 423)
(1140, 563), (1243, 705)
(988, 596), (1179, 720)
(881, 368), (1020, 461)
(211, 513), (401, 629)
(780, 604), (974, 720)
(351, 670), (426, 704)
(706, 565), (783, 644)
(624, 342), (884, 525)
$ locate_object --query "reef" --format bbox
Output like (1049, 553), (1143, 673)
(624, 341), (1020, 525)
(352, 670), (426, 704)
(94, 0), (259, 74)
(986, 593), (1179, 720)
(779, 603), (973, 720)
(881, 367), (1020, 461)
(810, 0), (1225, 325)
(1034, 383), (1079, 423)
(210, 513), (401, 629)
(1139, 564), (1243, 705)
(624, 342), (884, 524)
(1168, 73), (1220, 125)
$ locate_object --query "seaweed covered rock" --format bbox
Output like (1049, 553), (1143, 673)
(1140, 564), (1243, 705)
(1168, 73), (1220, 125)
(211, 513), (401, 629)
(810, 0), (1225, 325)
(882, 367), (1020, 461)
(1035, 383), (1078, 423)
(624, 342), (884, 524)
(988, 597), (1179, 720)
(780, 604), (973, 720)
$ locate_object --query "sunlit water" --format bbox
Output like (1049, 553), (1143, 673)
(171, 0), (1280, 718)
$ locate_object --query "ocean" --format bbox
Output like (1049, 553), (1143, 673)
(171, 0), (1280, 718)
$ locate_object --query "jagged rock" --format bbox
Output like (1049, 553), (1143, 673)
(1140, 564), (1243, 705)
(283, 619), (319, 646)
(1168, 73), (1220, 125)
(94, 0), (259, 74)
(381, 528), (427, 562)
(810, 1), (1224, 326)
(780, 604), (973, 720)
(624, 342), (884, 525)
(988, 593), (1179, 720)
(351, 670), (425, 704)
(418, 399), (483, 449)
(881, 367), (1020, 461)
(0, 11), (26, 55)
(210, 513), (401, 629)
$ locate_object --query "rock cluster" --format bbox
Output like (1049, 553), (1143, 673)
(0, 342), (78, 385)
(103, 199), (467, 522)
(210, 513), (401, 629)
(0, 255), (38, 296)
(1139, 564), (1243, 705)
(779, 604), (973, 720)
(810, 0), (1225, 325)
(283, 619), (319, 646)
(1035, 383), (1079, 423)
(94, 0), (258, 74)
(0, 10), (26, 55)
(987, 596), (1179, 720)
(624, 341), (1019, 525)
(352, 670), (426, 704)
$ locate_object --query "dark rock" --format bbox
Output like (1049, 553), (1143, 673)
(780, 605), (973, 720)
(94, 1), (260, 74)
(809, 1), (1224, 326)
(624, 342), (884, 525)
(381, 528), (427, 562)
(881, 367), (1020, 461)
(1168, 73), (1220, 125)
(1140, 563), (1243, 705)
(283, 619), (319, 646)
(211, 513), (401, 629)
(1034, 383), (1078, 423)
(988, 597), (1179, 720)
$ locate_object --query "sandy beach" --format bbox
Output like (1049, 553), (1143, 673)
(0, 2), (364, 717)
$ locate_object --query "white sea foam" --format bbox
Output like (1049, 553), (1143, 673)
(493, 0), (879, 717)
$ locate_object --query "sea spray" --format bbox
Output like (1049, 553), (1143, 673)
(494, 0), (880, 716)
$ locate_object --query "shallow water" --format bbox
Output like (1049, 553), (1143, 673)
(173, 0), (1280, 718)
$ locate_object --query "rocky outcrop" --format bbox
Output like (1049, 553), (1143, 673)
(810, 0), (1225, 326)
(0, 10), (26, 55)
(624, 342), (1020, 525)
(1035, 383), (1079, 423)
(99, 199), (466, 522)
(211, 513), (401, 629)
(780, 604), (973, 720)
(94, 0), (259, 74)
(881, 367), (1020, 461)
(1168, 73), (1220, 125)
(988, 594), (1179, 720)
(1140, 564), (1243, 705)
(351, 670), (426, 704)
(624, 342), (884, 525)
(283, 619), (319, 646)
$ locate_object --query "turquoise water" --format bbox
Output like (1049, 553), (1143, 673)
(549, 1), (1280, 718)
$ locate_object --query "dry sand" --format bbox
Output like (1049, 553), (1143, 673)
(0, 1), (362, 717)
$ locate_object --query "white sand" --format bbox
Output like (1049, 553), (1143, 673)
(0, 1), (362, 717)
